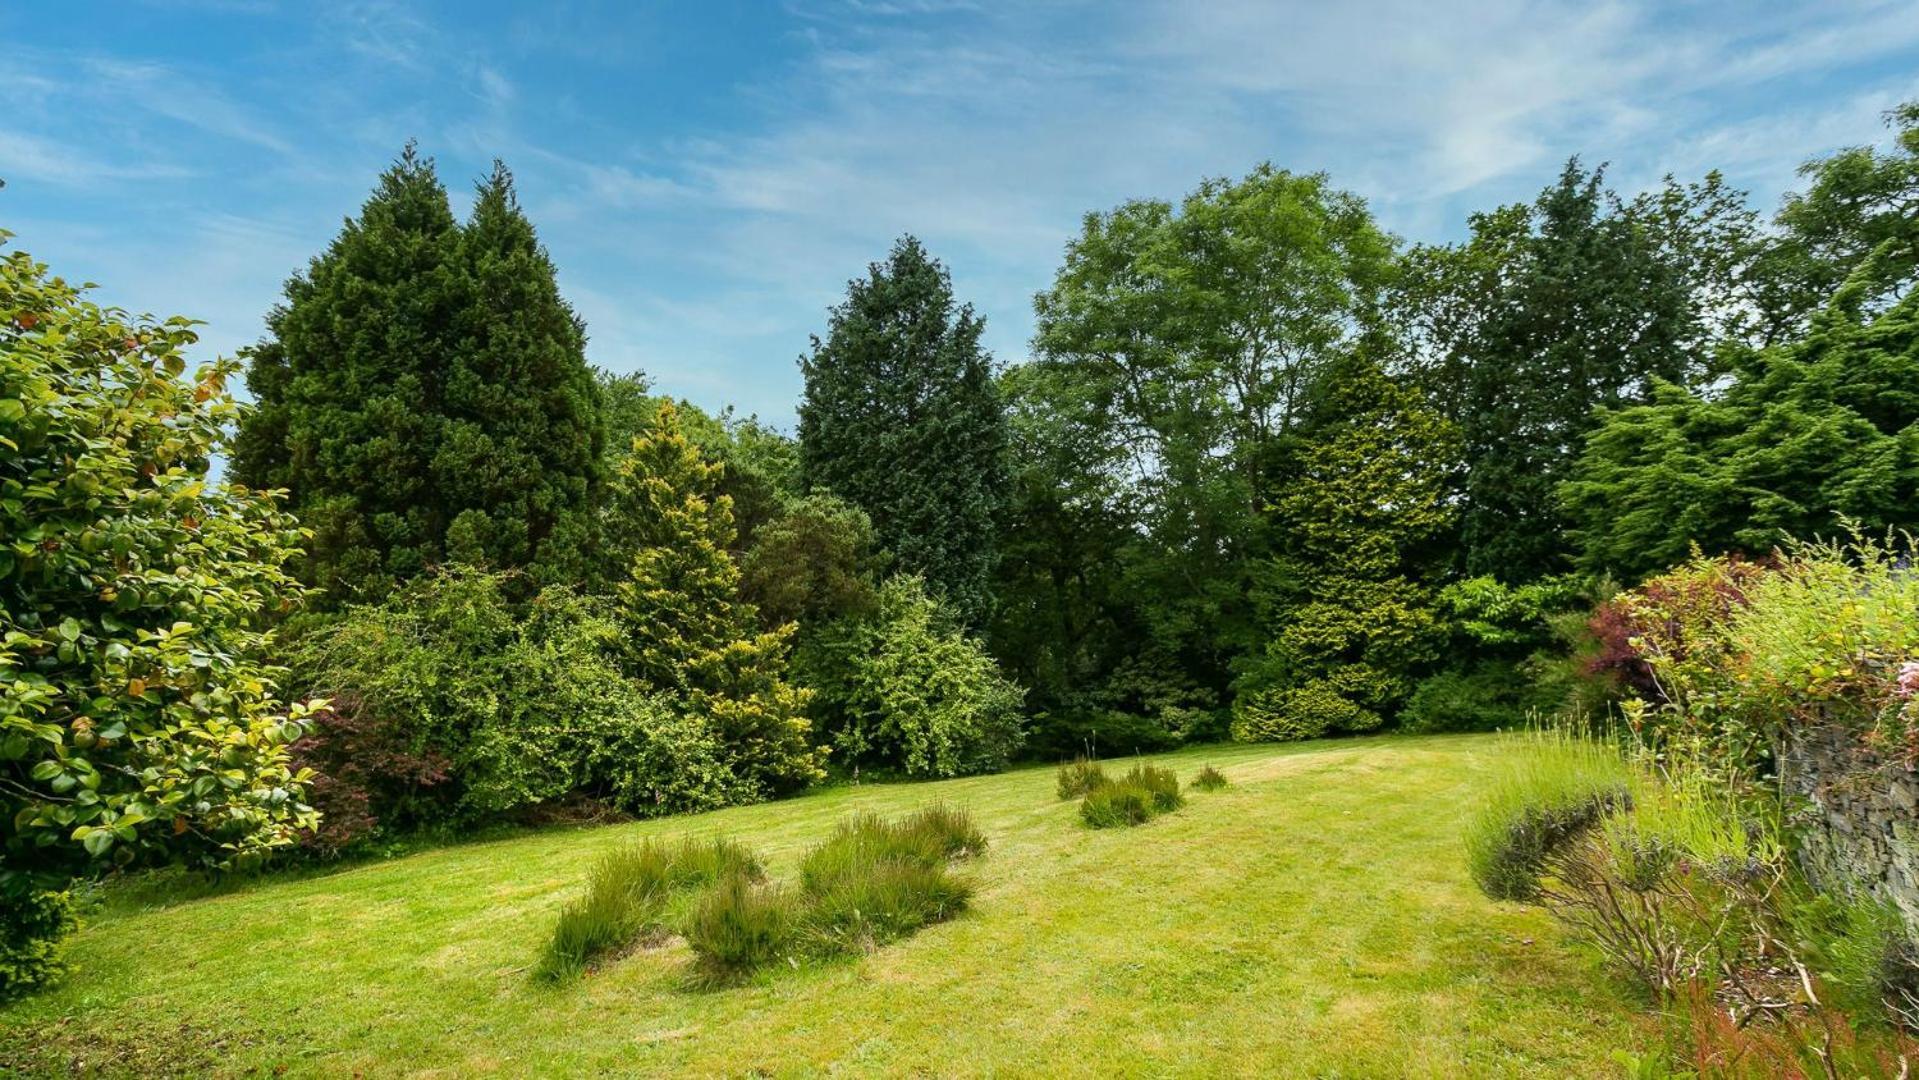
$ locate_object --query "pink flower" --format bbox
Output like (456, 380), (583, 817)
(1898, 661), (1919, 698)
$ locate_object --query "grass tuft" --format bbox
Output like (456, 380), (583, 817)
(1079, 763), (1184, 828)
(1057, 757), (1109, 800)
(538, 836), (760, 982)
(1192, 765), (1229, 792)
(686, 870), (800, 986)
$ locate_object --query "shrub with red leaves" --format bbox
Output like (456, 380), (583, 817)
(1583, 554), (1773, 703)
(287, 695), (451, 854)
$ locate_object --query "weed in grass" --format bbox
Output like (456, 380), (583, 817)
(686, 870), (800, 985)
(1192, 765), (1228, 792)
(1057, 757), (1109, 800)
(538, 836), (762, 982)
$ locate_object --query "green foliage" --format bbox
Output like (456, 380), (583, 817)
(800, 576), (1024, 778)
(1191, 765), (1228, 792)
(1464, 730), (1635, 902)
(234, 148), (601, 602)
(1402, 162), (1756, 581)
(799, 236), (1009, 626)
(739, 492), (882, 628)
(1233, 352), (1456, 741)
(0, 889), (75, 1001)
(1599, 536), (1919, 775)
(1755, 102), (1919, 337)
(1002, 165), (1395, 738)
(1401, 664), (1532, 734)
(1713, 534), (1919, 757)
(290, 570), (757, 831)
(610, 402), (825, 798)
(1563, 284), (1919, 581)
(686, 869), (799, 984)
(1, 236), (317, 893)
(1078, 763), (1183, 828)
(538, 837), (760, 982)
(1056, 757), (1108, 800)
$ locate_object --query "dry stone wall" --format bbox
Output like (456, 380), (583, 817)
(1778, 724), (1919, 929)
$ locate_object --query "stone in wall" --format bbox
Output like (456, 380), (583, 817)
(1778, 724), (1919, 931)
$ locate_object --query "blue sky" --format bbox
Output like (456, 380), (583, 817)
(6, 1), (1919, 425)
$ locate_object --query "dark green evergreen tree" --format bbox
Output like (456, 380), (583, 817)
(1563, 247), (1919, 581)
(797, 236), (1009, 625)
(232, 147), (601, 600)
(438, 162), (602, 574)
(1403, 161), (1752, 582)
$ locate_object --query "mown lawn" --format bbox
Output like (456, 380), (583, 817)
(0, 734), (1651, 1077)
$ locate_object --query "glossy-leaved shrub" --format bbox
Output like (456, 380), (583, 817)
(2, 237), (319, 994)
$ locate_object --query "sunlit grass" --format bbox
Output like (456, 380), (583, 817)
(0, 735), (1652, 1076)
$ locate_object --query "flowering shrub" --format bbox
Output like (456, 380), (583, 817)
(1604, 536), (1919, 771)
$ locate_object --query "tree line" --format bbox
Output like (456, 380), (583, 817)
(5, 104), (1919, 994)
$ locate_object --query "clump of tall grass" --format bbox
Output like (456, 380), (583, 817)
(537, 836), (759, 982)
(795, 807), (981, 955)
(686, 869), (800, 986)
(1057, 756), (1109, 800)
(687, 805), (987, 981)
(1191, 765), (1228, 792)
(1463, 728), (1635, 902)
(1079, 762), (1184, 828)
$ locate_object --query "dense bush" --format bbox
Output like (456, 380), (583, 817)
(800, 576), (1025, 778)
(286, 696), (451, 854)
(0, 889), (75, 1002)
(1464, 730), (1635, 902)
(1401, 664), (1532, 734)
(1600, 536), (1919, 774)
(538, 837), (760, 982)
(2, 238), (319, 993)
(290, 571), (760, 838)
(1192, 765), (1228, 792)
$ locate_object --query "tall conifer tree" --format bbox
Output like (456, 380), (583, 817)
(233, 147), (601, 600)
(797, 236), (1009, 625)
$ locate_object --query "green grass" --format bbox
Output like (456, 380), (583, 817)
(0, 735), (1651, 1076)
